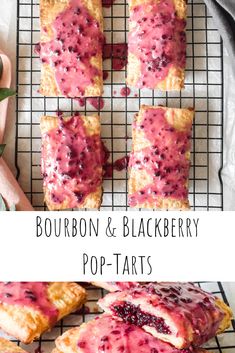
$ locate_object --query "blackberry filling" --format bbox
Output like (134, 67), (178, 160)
(112, 302), (171, 334)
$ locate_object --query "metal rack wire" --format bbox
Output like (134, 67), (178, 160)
(16, 0), (224, 210)
(0, 282), (234, 352)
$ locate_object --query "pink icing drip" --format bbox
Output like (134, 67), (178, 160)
(101, 142), (129, 178)
(0, 282), (58, 325)
(129, 108), (191, 207)
(103, 70), (109, 80)
(128, 0), (186, 88)
(87, 97), (105, 110)
(103, 43), (127, 70)
(39, 0), (104, 97)
(102, 0), (115, 7)
(120, 87), (131, 97)
(41, 116), (103, 208)
(76, 314), (193, 353)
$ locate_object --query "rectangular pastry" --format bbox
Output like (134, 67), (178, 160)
(128, 105), (194, 210)
(98, 282), (233, 349)
(0, 282), (86, 344)
(0, 338), (28, 353)
(38, 0), (104, 97)
(53, 314), (209, 353)
(127, 0), (187, 90)
(41, 114), (103, 210)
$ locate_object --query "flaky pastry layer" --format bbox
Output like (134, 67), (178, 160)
(0, 282), (86, 344)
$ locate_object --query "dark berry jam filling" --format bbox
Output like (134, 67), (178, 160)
(111, 302), (171, 334)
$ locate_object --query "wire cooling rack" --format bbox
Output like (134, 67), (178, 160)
(0, 282), (234, 352)
(16, 0), (224, 210)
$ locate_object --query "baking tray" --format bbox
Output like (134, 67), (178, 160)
(0, 282), (234, 352)
(15, 0), (224, 210)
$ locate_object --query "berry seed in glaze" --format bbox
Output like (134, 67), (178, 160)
(98, 282), (232, 349)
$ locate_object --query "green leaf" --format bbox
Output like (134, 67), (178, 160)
(0, 194), (7, 211)
(9, 204), (16, 211)
(0, 194), (17, 211)
(0, 88), (16, 102)
(0, 144), (5, 157)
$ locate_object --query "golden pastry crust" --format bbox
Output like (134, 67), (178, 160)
(127, 0), (187, 91)
(215, 297), (233, 333)
(0, 338), (28, 353)
(40, 115), (103, 210)
(0, 283), (86, 344)
(128, 105), (194, 210)
(39, 0), (103, 97)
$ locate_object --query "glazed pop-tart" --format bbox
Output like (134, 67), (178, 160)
(52, 314), (210, 353)
(127, 0), (187, 90)
(40, 114), (103, 210)
(98, 282), (233, 349)
(0, 282), (86, 344)
(128, 105), (194, 210)
(38, 0), (104, 97)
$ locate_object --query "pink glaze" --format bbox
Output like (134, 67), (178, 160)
(76, 314), (194, 353)
(0, 282), (58, 324)
(109, 282), (140, 291)
(129, 108), (191, 207)
(87, 97), (105, 110)
(102, 0), (115, 7)
(41, 116), (103, 208)
(101, 142), (129, 178)
(104, 156), (129, 178)
(103, 70), (109, 80)
(103, 44), (127, 70)
(35, 347), (43, 353)
(99, 283), (226, 348)
(120, 87), (131, 97)
(39, 0), (104, 97)
(128, 0), (186, 88)
(77, 98), (86, 107)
